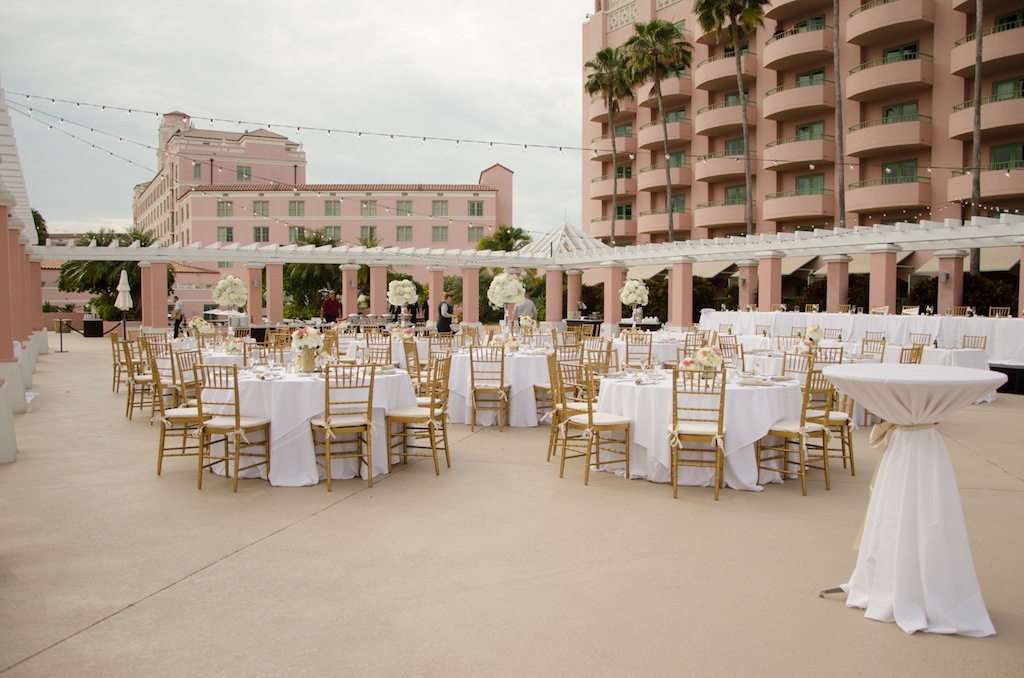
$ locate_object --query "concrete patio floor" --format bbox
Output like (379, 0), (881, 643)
(1, 332), (1022, 677)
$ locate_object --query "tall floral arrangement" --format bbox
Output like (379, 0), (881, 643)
(386, 280), (418, 308)
(619, 279), (649, 307)
(486, 272), (526, 309)
(291, 326), (325, 350)
(212, 275), (248, 308)
(804, 325), (824, 343)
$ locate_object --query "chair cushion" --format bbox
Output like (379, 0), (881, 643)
(806, 409), (850, 423)
(387, 406), (433, 419)
(567, 412), (631, 427)
(310, 414), (369, 429)
(163, 406), (200, 420)
(768, 420), (826, 434)
(415, 395), (438, 407)
(204, 415), (271, 431)
(668, 422), (724, 437)
(534, 382), (552, 391)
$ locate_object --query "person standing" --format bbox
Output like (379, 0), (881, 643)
(171, 295), (184, 338)
(514, 295), (538, 320)
(320, 290), (341, 324)
(437, 293), (455, 333)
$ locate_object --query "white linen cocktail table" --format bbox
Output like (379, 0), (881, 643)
(821, 363), (1006, 636)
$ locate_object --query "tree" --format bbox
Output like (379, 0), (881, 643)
(625, 19), (693, 242)
(694, 0), (771, 235)
(584, 46), (634, 246)
(833, 0), (846, 229)
(283, 229), (344, 318)
(31, 208), (47, 244)
(57, 227), (173, 320)
(969, 0), (984, 274)
(475, 225), (531, 252)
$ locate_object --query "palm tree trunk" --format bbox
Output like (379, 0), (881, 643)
(607, 102), (618, 246)
(656, 83), (675, 242)
(732, 22), (754, 235)
(969, 0), (983, 274)
(833, 0), (846, 229)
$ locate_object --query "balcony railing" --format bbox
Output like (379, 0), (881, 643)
(952, 92), (1024, 111)
(591, 133), (636, 143)
(848, 114), (932, 132)
(765, 24), (831, 46)
(696, 150), (755, 162)
(639, 117), (690, 130)
(696, 200), (754, 208)
(591, 174), (634, 182)
(639, 207), (690, 216)
(849, 52), (932, 74)
(954, 18), (1024, 47)
(695, 50), (754, 69)
(849, 0), (900, 18)
(951, 161), (1024, 176)
(849, 176), (931, 189)
(764, 80), (835, 97)
(695, 101), (755, 115)
(638, 161), (690, 173)
(765, 189), (835, 199)
(765, 133), (835, 148)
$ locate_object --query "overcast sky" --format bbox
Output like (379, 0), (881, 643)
(1, 0), (595, 237)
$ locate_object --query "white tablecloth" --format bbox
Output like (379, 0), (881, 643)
(596, 375), (802, 490)
(879, 345), (996, 403)
(611, 339), (682, 367)
(447, 351), (550, 427)
(822, 363), (1006, 636)
(345, 338), (428, 369)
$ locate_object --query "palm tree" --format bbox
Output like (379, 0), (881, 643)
(625, 19), (693, 242)
(694, 0), (771, 235)
(475, 224), (532, 252)
(833, 0), (846, 229)
(283, 228), (344, 311)
(969, 0), (984, 274)
(585, 46), (634, 246)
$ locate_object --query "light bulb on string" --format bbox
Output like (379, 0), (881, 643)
(127, 109), (132, 116)
(389, 135), (394, 142)
(50, 99), (55, 105)
(522, 145), (527, 153)
(422, 137), (426, 144)
(809, 163), (815, 170)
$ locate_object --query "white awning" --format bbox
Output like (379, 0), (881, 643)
(692, 261), (735, 279)
(626, 264), (668, 280)
(911, 247), (1020, 275)
(781, 257), (817, 276)
(811, 253), (872, 274)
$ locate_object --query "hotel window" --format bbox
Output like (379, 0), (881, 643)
(432, 225), (449, 242)
(217, 262), (231, 269)
(396, 225), (413, 242)
(882, 159), (918, 184)
(396, 200), (413, 216)
(993, 77), (1024, 101)
(217, 200), (233, 217)
(236, 166), (252, 181)
(360, 225), (377, 241)
(668, 151), (686, 168)
(725, 185), (746, 204)
(665, 107), (686, 123)
(796, 121), (826, 140)
(615, 163), (632, 179)
(217, 226), (234, 242)
(360, 200), (377, 216)
(432, 200), (448, 217)
(796, 69), (825, 87)
(614, 122), (633, 137)
(995, 11), (1024, 31)
(193, 163), (201, 179)
(674, 20), (685, 32)
(725, 90), (749, 106)
(883, 42), (918, 63)
(725, 138), (745, 155)
(991, 143), (1024, 170)
(253, 226), (270, 243)
(288, 226), (305, 242)
(468, 200), (484, 217)
(883, 101), (918, 124)
(724, 42), (749, 56)
(796, 173), (825, 195)
(670, 195), (686, 213)
(253, 200), (270, 217)
(288, 200), (305, 217)
(325, 226), (342, 241)
(615, 202), (633, 220)
(467, 225), (484, 242)
(795, 16), (824, 32)
(324, 200), (341, 217)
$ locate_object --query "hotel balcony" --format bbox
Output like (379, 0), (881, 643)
(763, 190), (835, 222)
(694, 102), (758, 137)
(763, 26), (833, 72)
(762, 81), (835, 121)
(765, 0), (830, 22)
(637, 208), (693, 237)
(590, 175), (638, 200)
(589, 95), (638, 124)
(947, 165), (1024, 202)
(589, 216), (637, 242)
(637, 119), (692, 150)
(949, 95), (1024, 140)
(846, 177), (932, 212)
(694, 152), (754, 183)
(847, 115), (933, 157)
(637, 164), (693, 192)
(694, 200), (752, 229)
(951, 23), (1024, 77)
(590, 133), (637, 162)
(638, 74), (692, 109)
(763, 135), (836, 171)
(953, 0), (1018, 13)
(847, 0), (935, 47)
(694, 52), (758, 92)
(847, 53), (933, 102)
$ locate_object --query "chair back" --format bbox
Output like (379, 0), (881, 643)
(365, 343), (393, 366)
(908, 332), (932, 347)
(962, 334), (987, 350)
(196, 365), (242, 428)
(718, 333), (738, 349)
(989, 306), (1011, 318)
(469, 345), (505, 387)
(870, 306), (890, 315)
(624, 331), (653, 368)
(782, 351), (815, 380)
(792, 325), (806, 338)
(323, 364), (375, 425)
(814, 346), (844, 365)
(671, 366), (726, 436)
(804, 304), (820, 312)
(754, 324), (772, 336)
(823, 327), (842, 340)
(803, 369), (834, 426)
(111, 333), (128, 366)
(718, 341), (744, 371)
(556, 360), (593, 420)
(175, 349), (204, 401)
(232, 327), (252, 338)
(864, 331), (885, 341)
(952, 306), (971, 316)
(901, 306), (920, 316)
(424, 352), (452, 418)
(899, 345), (923, 364)
(578, 323), (596, 338)
(682, 332), (704, 355)
(402, 340), (425, 392)
(836, 304), (852, 313)
(717, 323), (733, 335)
(775, 335), (801, 351)
(582, 337), (612, 374)
(861, 338), (886, 357)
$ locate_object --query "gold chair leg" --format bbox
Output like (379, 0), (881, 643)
(325, 434), (332, 492)
(365, 431), (373, 488)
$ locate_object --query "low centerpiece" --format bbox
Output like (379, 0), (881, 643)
(386, 279), (418, 326)
(219, 336), (246, 354)
(390, 326), (416, 342)
(805, 325), (824, 344)
(519, 316), (536, 333)
(619, 278), (649, 327)
(292, 326), (325, 373)
(487, 272), (526, 332)
(187, 316), (213, 336)
(680, 345), (724, 373)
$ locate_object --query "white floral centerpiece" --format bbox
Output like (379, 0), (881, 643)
(805, 325), (824, 344)
(794, 338), (816, 355)
(212, 275), (248, 308)
(219, 337), (246, 354)
(387, 279), (418, 309)
(503, 336), (520, 353)
(619, 278), (649, 325)
(519, 316), (536, 332)
(187, 316), (213, 334)
(693, 345), (724, 369)
(291, 326), (325, 373)
(487, 272), (527, 330)
(390, 326), (415, 342)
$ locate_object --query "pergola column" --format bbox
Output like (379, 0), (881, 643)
(244, 263), (264, 324)
(544, 266), (563, 322)
(369, 265), (388, 316)
(426, 266), (446, 325)
(0, 191), (18, 363)
(8, 229), (27, 342)
(461, 266), (480, 324)
(822, 255), (852, 313)
(139, 261), (153, 327)
(265, 264), (284, 324)
(757, 251), (784, 312)
(340, 264), (360, 320)
(601, 262), (626, 325)
(147, 261), (169, 329)
(736, 259), (758, 310)
(566, 269), (583, 318)
(936, 249), (967, 315)
(668, 257), (695, 328)
(29, 255), (47, 355)
(1016, 236), (1024, 317)
(865, 244), (902, 312)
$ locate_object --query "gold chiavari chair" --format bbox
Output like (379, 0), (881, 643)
(578, 323), (596, 338)
(232, 327), (252, 339)
(864, 331), (885, 341)
(899, 345), (924, 364)
(755, 324), (772, 336)
(554, 343), (583, 363)
(870, 306), (890, 315)
(907, 332), (932, 347)
(836, 304), (852, 313)
(791, 325), (806, 338)
(557, 363), (631, 485)
(683, 332), (704, 355)
(582, 337), (613, 375)
(814, 346), (844, 365)
(719, 341), (745, 371)
(770, 303), (786, 312)
(962, 335), (987, 350)
(861, 338), (886, 358)
(364, 343), (393, 366)
(402, 340), (429, 396)
(804, 304), (820, 312)
(717, 323), (733, 335)
(386, 353), (452, 476)
(901, 306), (920, 316)
(147, 339), (183, 407)
(174, 348), (204, 406)
(469, 345), (510, 432)
(310, 364), (375, 490)
(123, 339), (157, 421)
(809, 388), (855, 475)
(669, 365), (727, 500)
(718, 333), (738, 349)
(823, 327), (843, 340)
(150, 358), (206, 476)
(110, 334), (128, 393)
(989, 306), (1011, 318)
(127, 328), (143, 341)
(195, 364), (271, 492)
(782, 350), (815, 383)
(775, 335), (802, 352)
(624, 331), (653, 369)
(952, 306), (971, 316)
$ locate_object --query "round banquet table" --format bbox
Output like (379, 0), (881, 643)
(822, 363), (1007, 637)
(447, 350), (550, 427)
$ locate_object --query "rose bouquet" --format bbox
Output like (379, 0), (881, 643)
(212, 275), (248, 308)
(487, 272), (526, 309)
(291, 326), (325, 351)
(805, 325), (824, 343)
(619, 279), (649, 307)
(219, 337), (246, 354)
(187, 316), (213, 334)
(794, 338), (816, 355)
(519, 316), (536, 331)
(693, 345), (724, 369)
(386, 279), (418, 308)
(390, 326), (415, 341)
(503, 336), (520, 352)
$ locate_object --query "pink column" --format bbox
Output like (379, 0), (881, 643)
(602, 263), (626, 324)
(245, 263), (264, 324)
(823, 255), (852, 312)
(0, 193), (16, 362)
(29, 257), (44, 332)
(566, 269), (583, 318)
(426, 266), (446, 325)
(9, 232), (28, 342)
(265, 264), (284, 324)
(148, 262), (169, 329)
(1019, 239), (1024, 317)
(936, 249), (967, 315)
(340, 264), (360, 319)
(461, 267), (480, 324)
(139, 262), (153, 327)
(369, 265), (388, 315)
(544, 267), (563, 322)
(757, 251), (783, 312)
(736, 259), (758, 310)
(866, 244), (901, 312)
(668, 257), (695, 328)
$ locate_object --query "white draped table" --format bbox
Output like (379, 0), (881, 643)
(447, 351), (550, 427)
(821, 364), (1006, 636)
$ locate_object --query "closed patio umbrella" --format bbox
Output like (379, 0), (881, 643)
(114, 269), (133, 337)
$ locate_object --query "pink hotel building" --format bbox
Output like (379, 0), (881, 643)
(582, 0), (1024, 246)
